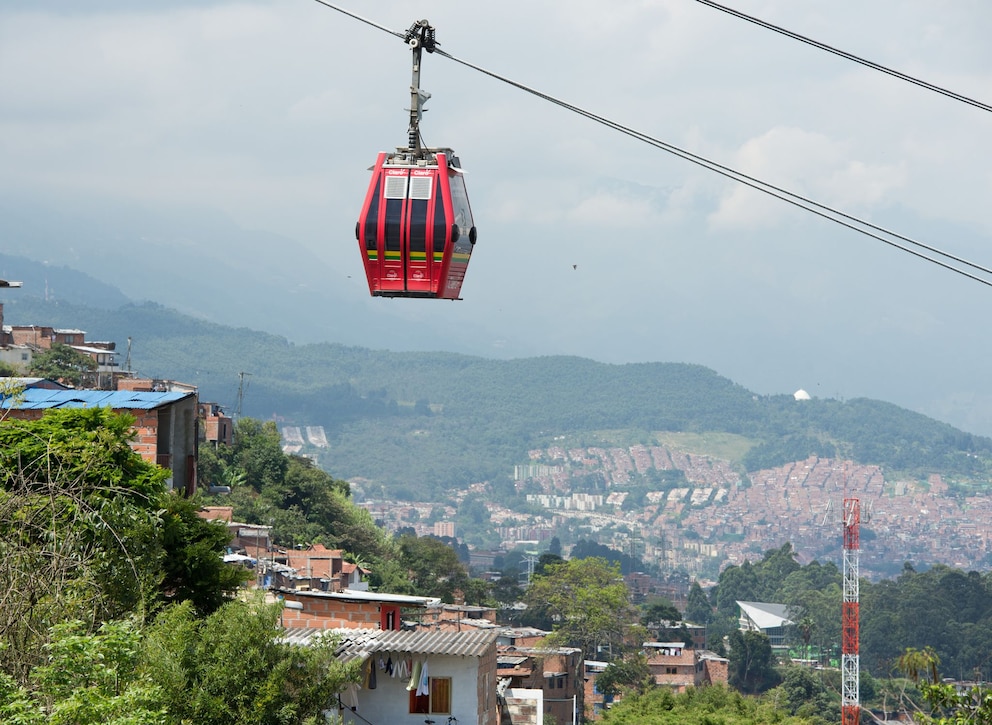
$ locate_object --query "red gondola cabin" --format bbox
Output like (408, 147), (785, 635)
(356, 148), (477, 299)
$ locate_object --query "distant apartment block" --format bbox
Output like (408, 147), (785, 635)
(434, 520), (456, 538)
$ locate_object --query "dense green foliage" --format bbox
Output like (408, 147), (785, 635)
(141, 597), (359, 725)
(27, 342), (97, 386)
(0, 408), (247, 682)
(600, 683), (818, 725)
(0, 599), (360, 725)
(0, 408), (365, 723)
(708, 545), (992, 691)
(9, 296), (992, 499)
(523, 557), (642, 659)
(862, 564), (992, 681)
(200, 418), (478, 603)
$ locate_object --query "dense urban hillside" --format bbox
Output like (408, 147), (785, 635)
(6, 293), (992, 499)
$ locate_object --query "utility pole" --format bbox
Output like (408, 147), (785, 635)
(235, 372), (251, 420)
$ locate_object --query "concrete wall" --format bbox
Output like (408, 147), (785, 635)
(340, 652), (484, 725)
(500, 688), (543, 725)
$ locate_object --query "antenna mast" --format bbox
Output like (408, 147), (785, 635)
(236, 371), (251, 420)
(841, 497), (861, 725)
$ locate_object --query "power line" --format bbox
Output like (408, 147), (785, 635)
(311, 1), (992, 288)
(693, 0), (992, 115)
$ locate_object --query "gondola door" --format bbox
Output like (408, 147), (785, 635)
(357, 154), (448, 297)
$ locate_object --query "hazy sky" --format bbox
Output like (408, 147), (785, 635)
(3, 1), (992, 434)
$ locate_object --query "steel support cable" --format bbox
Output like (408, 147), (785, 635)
(436, 47), (992, 287)
(310, 0), (992, 287)
(693, 0), (992, 115)
(310, 0), (405, 40)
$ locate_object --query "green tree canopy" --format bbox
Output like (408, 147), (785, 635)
(600, 683), (818, 725)
(728, 630), (779, 694)
(0, 408), (247, 683)
(141, 597), (360, 725)
(524, 557), (640, 660)
(27, 343), (97, 386)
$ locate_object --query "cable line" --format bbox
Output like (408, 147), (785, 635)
(693, 0), (992, 115)
(311, 1), (992, 288)
(435, 46), (992, 286)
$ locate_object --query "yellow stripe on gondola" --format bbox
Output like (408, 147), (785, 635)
(451, 252), (471, 263)
(433, 252), (444, 262)
(385, 251), (401, 260)
(366, 251), (378, 260)
(410, 252), (427, 260)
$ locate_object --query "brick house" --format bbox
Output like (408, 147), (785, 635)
(0, 387), (199, 494)
(0, 304), (120, 387)
(276, 588), (441, 631)
(496, 645), (584, 725)
(198, 401), (233, 446)
(644, 641), (729, 693)
(583, 660), (611, 721)
(271, 544), (365, 593)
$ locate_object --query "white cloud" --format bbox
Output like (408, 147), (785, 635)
(708, 126), (907, 230)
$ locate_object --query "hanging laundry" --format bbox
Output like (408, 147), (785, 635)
(340, 682), (361, 711)
(416, 660), (430, 697)
(407, 660), (422, 691)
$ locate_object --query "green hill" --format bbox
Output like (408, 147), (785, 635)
(6, 295), (992, 500)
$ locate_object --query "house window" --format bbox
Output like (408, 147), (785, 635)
(409, 677), (451, 715)
(665, 666), (678, 675)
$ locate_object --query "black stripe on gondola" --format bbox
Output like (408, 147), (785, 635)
(432, 176), (446, 256)
(364, 177), (381, 250)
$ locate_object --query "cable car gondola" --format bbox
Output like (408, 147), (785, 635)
(355, 20), (477, 299)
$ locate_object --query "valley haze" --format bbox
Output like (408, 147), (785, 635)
(1, 1), (991, 435)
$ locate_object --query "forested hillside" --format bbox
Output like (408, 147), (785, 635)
(7, 294), (992, 499)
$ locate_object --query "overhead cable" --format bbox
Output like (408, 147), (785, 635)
(434, 46), (992, 288)
(693, 0), (992, 114)
(311, 0), (992, 288)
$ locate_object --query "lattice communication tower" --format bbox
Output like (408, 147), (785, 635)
(841, 497), (861, 725)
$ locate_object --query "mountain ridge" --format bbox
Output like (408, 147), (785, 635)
(3, 272), (990, 502)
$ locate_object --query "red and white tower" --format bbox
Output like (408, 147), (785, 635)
(841, 497), (861, 725)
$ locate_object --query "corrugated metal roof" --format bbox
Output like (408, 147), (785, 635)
(0, 389), (193, 410)
(281, 627), (498, 662)
(278, 587), (440, 608)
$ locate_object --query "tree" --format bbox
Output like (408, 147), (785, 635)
(396, 534), (471, 601)
(640, 597), (681, 627)
(27, 343), (97, 386)
(599, 682), (818, 725)
(0, 619), (165, 725)
(141, 597), (361, 725)
(684, 581), (713, 625)
(157, 492), (250, 615)
(895, 645), (992, 725)
(596, 653), (651, 699)
(524, 557), (640, 660)
(0, 408), (246, 682)
(0, 408), (167, 681)
(728, 630), (779, 694)
(776, 666), (835, 721)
